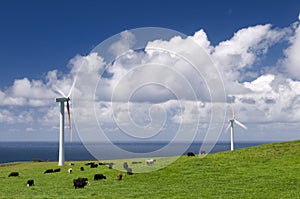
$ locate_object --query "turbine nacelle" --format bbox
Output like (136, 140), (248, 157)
(55, 97), (70, 102)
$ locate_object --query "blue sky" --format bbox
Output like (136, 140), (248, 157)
(0, 0), (298, 87)
(0, 0), (300, 143)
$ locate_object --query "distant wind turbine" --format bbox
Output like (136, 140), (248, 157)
(225, 97), (247, 151)
(54, 78), (76, 166)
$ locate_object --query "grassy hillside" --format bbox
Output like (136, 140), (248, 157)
(0, 140), (300, 198)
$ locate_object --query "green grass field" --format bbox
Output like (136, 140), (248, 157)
(0, 140), (300, 198)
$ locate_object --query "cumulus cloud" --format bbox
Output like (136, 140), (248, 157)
(284, 21), (300, 79)
(109, 31), (136, 56)
(2, 17), (300, 142)
(212, 24), (290, 86)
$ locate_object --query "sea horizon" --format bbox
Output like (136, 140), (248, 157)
(0, 141), (272, 164)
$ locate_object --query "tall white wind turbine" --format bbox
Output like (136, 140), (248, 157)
(225, 97), (247, 151)
(54, 79), (76, 166)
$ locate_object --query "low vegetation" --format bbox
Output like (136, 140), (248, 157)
(0, 140), (300, 198)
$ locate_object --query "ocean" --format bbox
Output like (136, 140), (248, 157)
(0, 141), (268, 164)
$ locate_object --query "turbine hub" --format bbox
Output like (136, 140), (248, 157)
(55, 97), (69, 102)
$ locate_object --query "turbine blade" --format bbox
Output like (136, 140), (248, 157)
(67, 75), (78, 97)
(231, 97), (235, 119)
(235, 119), (247, 130)
(53, 85), (67, 98)
(225, 122), (231, 132)
(66, 100), (72, 142)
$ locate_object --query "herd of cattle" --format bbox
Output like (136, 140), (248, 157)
(6, 158), (163, 189)
(6, 152), (200, 189)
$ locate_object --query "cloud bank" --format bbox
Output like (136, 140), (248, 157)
(1, 17), (300, 142)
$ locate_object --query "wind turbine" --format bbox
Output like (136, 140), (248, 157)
(54, 79), (76, 166)
(225, 97), (247, 151)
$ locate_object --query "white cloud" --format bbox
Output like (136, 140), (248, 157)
(2, 18), (300, 142)
(284, 22), (300, 79)
(212, 24), (290, 84)
(109, 30), (136, 56)
(0, 108), (34, 124)
(243, 74), (275, 92)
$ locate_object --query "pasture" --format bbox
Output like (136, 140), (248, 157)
(0, 140), (300, 198)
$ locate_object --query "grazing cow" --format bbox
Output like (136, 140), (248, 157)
(90, 164), (98, 168)
(8, 172), (19, 177)
(27, 180), (34, 187)
(94, 174), (106, 180)
(99, 162), (105, 165)
(85, 162), (95, 166)
(123, 162), (128, 170)
(187, 152), (195, 157)
(73, 178), (88, 189)
(132, 161), (142, 164)
(126, 168), (133, 175)
(200, 150), (206, 155)
(146, 159), (156, 165)
(106, 163), (113, 169)
(80, 167), (84, 171)
(68, 168), (73, 174)
(44, 169), (54, 174)
(53, 168), (61, 172)
(117, 173), (123, 180)
(69, 163), (75, 166)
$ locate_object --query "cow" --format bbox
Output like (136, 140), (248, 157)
(187, 152), (195, 157)
(27, 180), (34, 187)
(105, 162), (113, 169)
(53, 168), (61, 172)
(132, 161), (142, 164)
(117, 173), (123, 180)
(126, 168), (133, 175)
(73, 178), (88, 189)
(94, 174), (106, 180)
(68, 168), (73, 174)
(146, 159), (156, 165)
(200, 150), (206, 155)
(85, 162), (95, 166)
(90, 164), (98, 168)
(80, 167), (84, 171)
(8, 172), (19, 177)
(44, 169), (54, 174)
(123, 162), (128, 170)
(99, 162), (105, 165)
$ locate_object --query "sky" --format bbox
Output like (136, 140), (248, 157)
(0, 0), (300, 144)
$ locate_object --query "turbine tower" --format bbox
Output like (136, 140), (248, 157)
(54, 79), (76, 166)
(225, 97), (247, 151)
(55, 97), (71, 166)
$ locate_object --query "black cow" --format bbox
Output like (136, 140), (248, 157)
(73, 178), (88, 189)
(123, 162), (128, 170)
(85, 162), (95, 166)
(27, 180), (34, 186)
(90, 164), (98, 168)
(98, 162), (105, 165)
(126, 168), (133, 175)
(94, 174), (106, 180)
(132, 161), (142, 164)
(8, 172), (19, 177)
(44, 169), (54, 174)
(187, 152), (195, 157)
(53, 168), (61, 172)
(80, 167), (84, 171)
